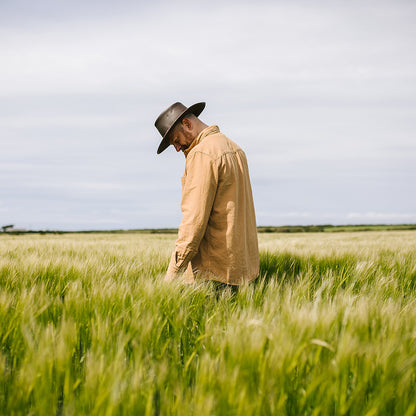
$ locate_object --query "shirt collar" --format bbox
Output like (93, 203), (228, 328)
(184, 125), (220, 157)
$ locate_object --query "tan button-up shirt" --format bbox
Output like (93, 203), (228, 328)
(167, 125), (259, 285)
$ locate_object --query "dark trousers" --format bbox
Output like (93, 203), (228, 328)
(212, 281), (239, 296)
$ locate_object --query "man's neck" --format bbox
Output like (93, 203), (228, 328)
(184, 125), (219, 158)
(192, 121), (209, 139)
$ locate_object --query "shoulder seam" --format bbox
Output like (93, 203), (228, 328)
(189, 149), (242, 162)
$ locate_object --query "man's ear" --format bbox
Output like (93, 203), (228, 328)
(182, 117), (193, 131)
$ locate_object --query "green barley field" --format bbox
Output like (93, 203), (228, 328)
(1, 231), (416, 415)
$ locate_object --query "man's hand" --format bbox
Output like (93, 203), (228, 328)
(163, 272), (177, 282)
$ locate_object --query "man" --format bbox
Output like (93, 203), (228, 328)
(154, 101), (259, 287)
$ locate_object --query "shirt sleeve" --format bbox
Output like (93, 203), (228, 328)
(167, 151), (219, 276)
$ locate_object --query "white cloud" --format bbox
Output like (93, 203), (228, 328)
(0, 114), (136, 128)
(1, 0), (415, 229)
(347, 212), (416, 221)
(1, 1), (415, 97)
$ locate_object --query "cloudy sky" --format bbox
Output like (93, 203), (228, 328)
(1, 0), (415, 230)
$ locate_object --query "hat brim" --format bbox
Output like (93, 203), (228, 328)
(157, 102), (206, 154)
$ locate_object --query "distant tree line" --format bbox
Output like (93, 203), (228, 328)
(1, 224), (415, 235)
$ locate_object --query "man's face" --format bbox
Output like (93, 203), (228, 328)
(168, 122), (194, 153)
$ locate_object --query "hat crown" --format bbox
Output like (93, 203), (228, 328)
(154, 102), (187, 138)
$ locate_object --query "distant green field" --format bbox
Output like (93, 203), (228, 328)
(257, 224), (416, 233)
(1, 231), (416, 415)
(1, 223), (415, 235)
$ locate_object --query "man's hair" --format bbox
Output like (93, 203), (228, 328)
(170, 113), (198, 135)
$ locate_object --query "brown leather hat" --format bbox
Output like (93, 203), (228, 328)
(154, 101), (206, 154)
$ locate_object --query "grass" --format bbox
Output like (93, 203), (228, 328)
(0, 231), (415, 415)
